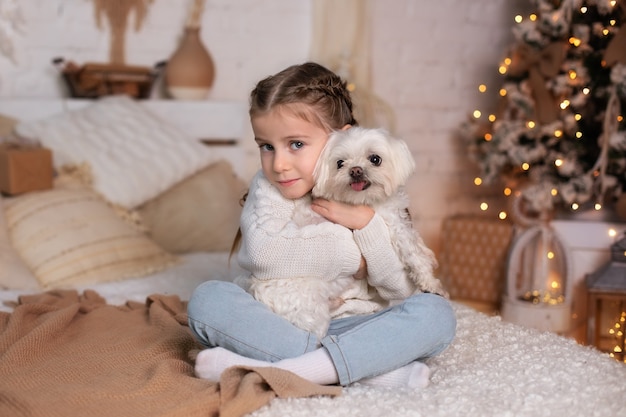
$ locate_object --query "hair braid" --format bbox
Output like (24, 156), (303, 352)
(250, 62), (357, 131)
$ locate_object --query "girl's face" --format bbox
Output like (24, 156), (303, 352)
(252, 108), (329, 200)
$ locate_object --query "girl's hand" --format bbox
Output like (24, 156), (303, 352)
(311, 198), (374, 230)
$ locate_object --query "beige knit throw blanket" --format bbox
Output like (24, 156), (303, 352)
(0, 290), (341, 417)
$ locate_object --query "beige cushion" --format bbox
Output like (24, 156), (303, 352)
(4, 186), (178, 288)
(138, 160), (247, 253)
(0, 195), (40, 289)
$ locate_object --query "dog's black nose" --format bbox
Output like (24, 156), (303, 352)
(350, 166), (363, 178)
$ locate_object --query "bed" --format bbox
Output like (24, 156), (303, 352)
(0, 96), (625, 417)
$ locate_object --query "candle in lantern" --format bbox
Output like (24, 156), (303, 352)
(547, 270), (564, 304)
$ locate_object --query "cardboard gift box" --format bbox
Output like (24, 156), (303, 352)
(0, 144), (53, 195)
(438, 215), (514, 309)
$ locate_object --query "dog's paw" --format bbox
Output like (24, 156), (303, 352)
(419, 279), (449, 299)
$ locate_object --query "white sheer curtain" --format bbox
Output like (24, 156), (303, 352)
(310, 0), (396, 133)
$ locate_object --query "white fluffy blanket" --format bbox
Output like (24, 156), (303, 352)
(250, 303), (626, 417)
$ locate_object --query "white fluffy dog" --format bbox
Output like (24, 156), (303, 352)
(249, 127), (448, 339)
(313, 127), (448, 299)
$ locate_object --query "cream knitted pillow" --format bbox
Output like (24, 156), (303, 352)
(4, 186), (178, 288)
(15, 95), (218, 209)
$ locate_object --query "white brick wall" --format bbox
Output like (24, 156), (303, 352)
(0, 0), (529, 253)
(369, 0), (529, 250)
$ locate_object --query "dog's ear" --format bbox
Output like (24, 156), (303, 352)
(388, 135), (416, 186)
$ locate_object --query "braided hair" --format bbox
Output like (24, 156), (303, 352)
(249, 62), (357, 131)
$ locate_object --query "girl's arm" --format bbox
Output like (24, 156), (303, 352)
(311, 199), (416, 300)
(239, 173), (362, 281)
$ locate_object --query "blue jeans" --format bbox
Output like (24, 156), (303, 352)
(187, 280), (456, 385)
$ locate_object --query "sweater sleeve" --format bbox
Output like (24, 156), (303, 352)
(353, 213), (416, 300)
(238, 172), (362, 281)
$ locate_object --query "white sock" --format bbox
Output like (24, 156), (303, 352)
(358, 361), (431, 389)
(194, 347), (267, 381)
(194, 347), (339, 385)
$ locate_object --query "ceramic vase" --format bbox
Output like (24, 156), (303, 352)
(165, 27), (215, 100)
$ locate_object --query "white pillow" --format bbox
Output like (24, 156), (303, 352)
(15, 95), (218, 208)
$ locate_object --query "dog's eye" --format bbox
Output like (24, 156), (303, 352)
(336, 160), (344, 169)
(369, 154), (382, 166)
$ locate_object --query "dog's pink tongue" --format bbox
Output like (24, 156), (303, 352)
(351, 182), (366, 191)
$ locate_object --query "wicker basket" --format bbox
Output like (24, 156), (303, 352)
(55, 59), (160, 99)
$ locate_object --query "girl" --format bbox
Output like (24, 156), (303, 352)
(187, 62), (456, 389)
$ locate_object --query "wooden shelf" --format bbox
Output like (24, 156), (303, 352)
(0, 98), (248, 143)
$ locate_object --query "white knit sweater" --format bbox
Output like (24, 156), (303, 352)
(236, 171), (418, 318)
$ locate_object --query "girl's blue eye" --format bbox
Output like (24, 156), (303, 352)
(290, 141), (304, 150)
(260, 143), (274, 152)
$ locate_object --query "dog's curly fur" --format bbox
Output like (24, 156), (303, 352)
(249, 126), (448, 340)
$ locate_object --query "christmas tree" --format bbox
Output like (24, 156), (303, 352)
(461, 0), (626, 217)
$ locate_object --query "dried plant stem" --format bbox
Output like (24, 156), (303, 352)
(93, 0), (154, 64)
(186, 0), (206, 29)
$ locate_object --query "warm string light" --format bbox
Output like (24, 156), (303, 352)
(569, 37), (582, 47)
(469, 64), (585, 219)
(468, 9), (600, 222)
(469, 73), (612, 217)
(608, 311), (626, 363)
(472, 175), (511, 220)
(498, 57), (512, 75)
(514, 14), (538, 23)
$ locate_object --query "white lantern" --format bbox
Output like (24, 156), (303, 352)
(501, 221), (573, 333)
